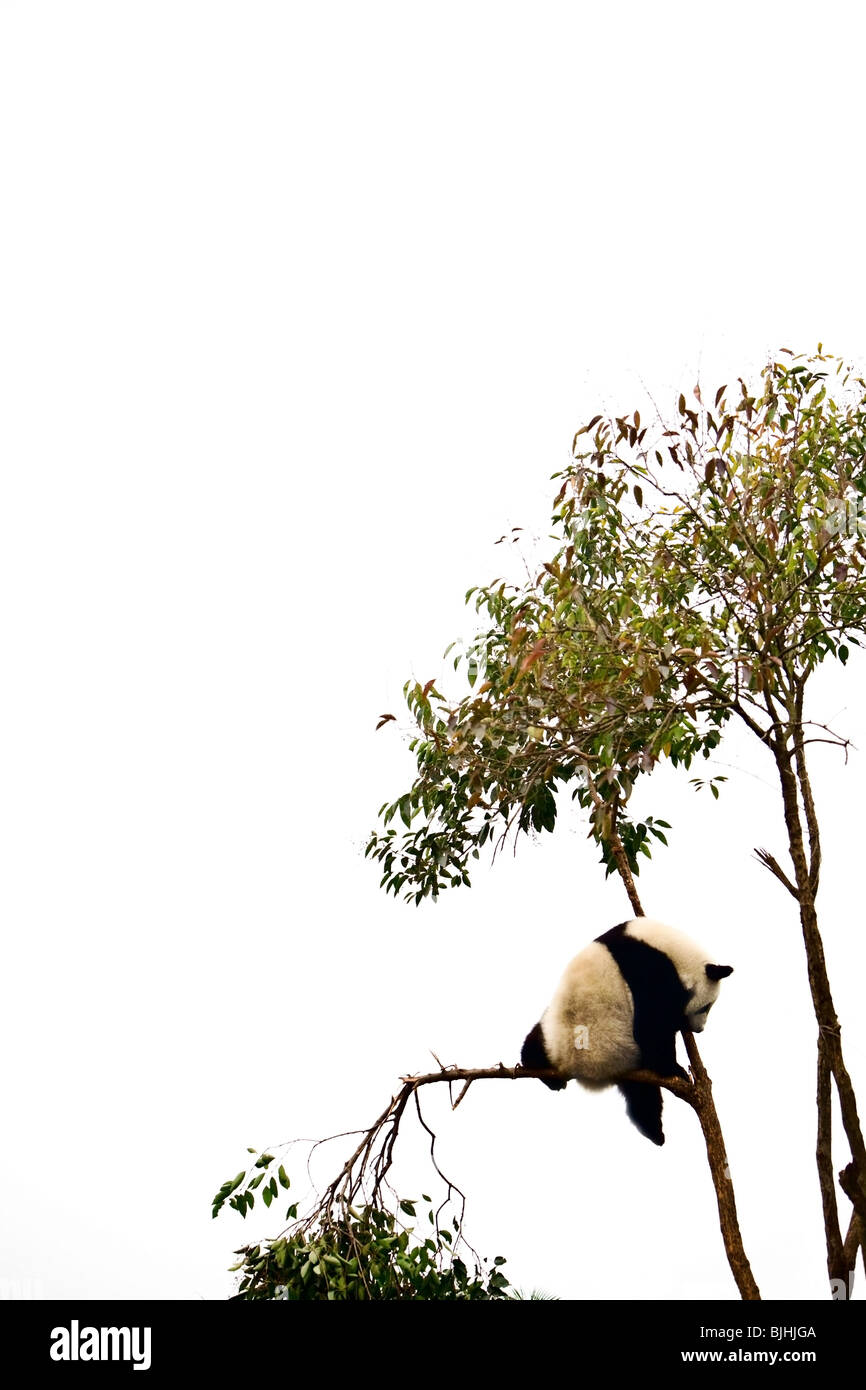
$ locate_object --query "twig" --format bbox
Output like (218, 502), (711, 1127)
(754, 846), (799, 899)
(452, 1080), (473, 1110)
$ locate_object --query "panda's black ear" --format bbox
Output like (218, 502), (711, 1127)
(706, 964), (733, 980)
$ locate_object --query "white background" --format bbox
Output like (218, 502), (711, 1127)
(1, 0), (864, 1302)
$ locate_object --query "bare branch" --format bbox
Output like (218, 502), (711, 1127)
(754, 846), (799, 899)
(452, 1080), (473, 1110)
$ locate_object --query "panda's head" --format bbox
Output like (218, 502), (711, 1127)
(684, 962), (734, 1032)
(623, 920), (734, 1033)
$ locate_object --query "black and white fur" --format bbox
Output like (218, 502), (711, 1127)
(521, 918), (733, 1145)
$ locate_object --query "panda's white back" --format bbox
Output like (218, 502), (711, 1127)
(540, 940), (640, 1086)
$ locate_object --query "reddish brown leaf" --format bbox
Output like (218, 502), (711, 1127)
(519, 639), (546, 674)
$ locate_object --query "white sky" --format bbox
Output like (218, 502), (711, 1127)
(1, 0), (864, 1302)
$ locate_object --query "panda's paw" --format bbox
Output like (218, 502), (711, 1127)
(670, 1063), (690, 1083)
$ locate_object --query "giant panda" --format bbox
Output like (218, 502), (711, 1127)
(520, 918), (733, 1145)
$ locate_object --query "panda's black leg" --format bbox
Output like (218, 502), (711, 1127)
(521, 1022), (567, 1091)
(635, 1030), (689, 1083)
(619, 1081), (665, 1145)
(643, 1048), (689, 1084)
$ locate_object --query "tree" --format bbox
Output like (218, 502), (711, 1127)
(366, 347), (866, 1298)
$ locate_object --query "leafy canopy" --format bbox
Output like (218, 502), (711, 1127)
(367, 348), (866, 903)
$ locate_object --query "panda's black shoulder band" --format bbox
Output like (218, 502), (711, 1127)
(596, 921), (690, 1079)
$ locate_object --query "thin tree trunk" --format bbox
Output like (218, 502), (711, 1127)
(817, 1035), (846, 1286)
(681, 1032), (760, 1301)
(773, 742), (866, 1239)
(599, 802), (760, 1300)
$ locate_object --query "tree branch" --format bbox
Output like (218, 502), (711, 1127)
(753, 846), (799, 899)
(582, 770), (643, 917)
(400, 1062), (693, 1098)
